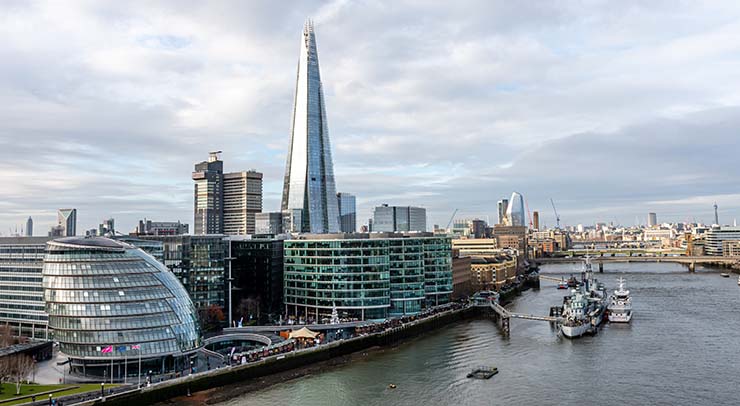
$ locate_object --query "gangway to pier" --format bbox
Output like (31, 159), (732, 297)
(474, 301), (562, 335)
(510, 313), (561, 322)
(539, 275), (566, 283)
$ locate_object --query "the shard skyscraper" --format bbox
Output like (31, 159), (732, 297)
(281, 20), (340, 233)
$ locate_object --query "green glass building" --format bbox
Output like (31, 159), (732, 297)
(284, 234), (452, 321)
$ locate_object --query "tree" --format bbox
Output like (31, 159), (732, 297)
(1, 354), (34, 395)
(199, 305), (225, 333)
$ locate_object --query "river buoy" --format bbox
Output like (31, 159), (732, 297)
(389, 384), (397, 389)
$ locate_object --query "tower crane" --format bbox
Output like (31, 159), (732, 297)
(550, 198), (561, 229)
(446, 209), (459, 231)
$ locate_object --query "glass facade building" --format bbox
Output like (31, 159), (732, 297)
(137, 235), (226, 311)
(0, 237), (51, 339)
(284, 234), (452, 321)
(337, 192), (357, 233)
(281, 21), (341, 233)
(372, 205), (427, 232)
(506, 192), (526, 227)
(42, 237), (200, 378)
(230, 238), (285, 323)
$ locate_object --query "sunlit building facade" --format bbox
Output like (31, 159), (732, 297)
(42, 237), (200, 378)
(283, 233), (452, 321)
(505, 192), (525, 227)
(281, 21), (340, 233)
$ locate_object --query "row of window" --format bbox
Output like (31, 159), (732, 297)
(50, 313), (180, 331)
(54, 327), (177, 344)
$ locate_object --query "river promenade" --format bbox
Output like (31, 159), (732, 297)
(63, 302), (476, 406)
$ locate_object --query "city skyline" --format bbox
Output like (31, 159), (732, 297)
(2, 2), (740, 234)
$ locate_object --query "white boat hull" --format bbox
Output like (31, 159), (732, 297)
(608, 311), (632, 323)
(561, 322), (590, 338)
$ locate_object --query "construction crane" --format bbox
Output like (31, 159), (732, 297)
(446, 209), (459, 231)
(550, 198), (561, 229)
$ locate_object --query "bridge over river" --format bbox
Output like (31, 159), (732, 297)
(536, 254), (738, 271)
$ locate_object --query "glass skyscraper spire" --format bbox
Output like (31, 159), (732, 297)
(281, 20), (340, 233)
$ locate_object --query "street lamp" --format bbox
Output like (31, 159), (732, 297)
(48, 394), (52, 406)
(101, 382), (105, 398)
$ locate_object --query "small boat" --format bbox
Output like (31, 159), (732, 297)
(720, 273), (730, 278)
(557, 279), (568, 289)
(388, 384), (397, 389)
(467, 367), (498, 379)
(737, 275), (740, 286)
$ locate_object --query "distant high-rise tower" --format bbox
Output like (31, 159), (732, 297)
(337, 193), (356, 233)
(26, 217), (33, 237)
(57, 209), (77, 236)
(532, 211), (539, 231)
(648, 212), (657, 227)
(193, 151), (224, 235)
(98, 218), (115, 236)
(714, 202), (719, 225)
(505, 192), (525, 227)
(372, 204), (427, 232)
(281, 20), (340, 233)
(223, 171), (263, 235)
(497, 199), (509, 225)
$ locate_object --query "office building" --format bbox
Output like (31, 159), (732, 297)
(452, 238), (498, 256)
(337, 192), (357, 233)
(722, 241), (740, 257)
(229, 238), (285, 324)
(98, 218), (115, 236)
(505, 192), (525, 227)
(705, 227), (740, 256)
(648, 212), (657, 227)
(469, 254), (517, 290)
(48, 225), (65, 237)
(223, 171), (263, 235)
(372, 204), (427, 232)
(532, 211), (539, 231)
(497, 199), (509, 225)
(194, 152), (263, 236)
(281, 21), (341, 234)
(451, 249), (472, 300)
(138, 235), (226, 312)
(134, 219), (189, 236)
(57, 209), (77, 236)
(193, 152), (224, 235)
(254, 212), (283, 235)
(492, 225), (528, 257)
(42, 237), (200, 378)
(26, 217), (33, 237)
(283, 233), (452, 321)
(0, 237), (52, 339)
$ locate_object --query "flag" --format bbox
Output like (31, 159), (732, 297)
(131, 344), (141, 350)
(101, 346), (112, 353)
(117, 346), (127, 353)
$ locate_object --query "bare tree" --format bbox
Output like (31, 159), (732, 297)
(0, 325), (15, 348)
(8, 354), (34, 395)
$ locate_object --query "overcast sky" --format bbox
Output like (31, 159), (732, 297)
(2, 0), (739, 235)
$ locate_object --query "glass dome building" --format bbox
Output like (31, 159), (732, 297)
(42, 237), (200, 378)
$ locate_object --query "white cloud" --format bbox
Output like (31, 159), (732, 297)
(1, 1), (739, 234)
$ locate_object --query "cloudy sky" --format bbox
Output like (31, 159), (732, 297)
(2, 0), (739, 235)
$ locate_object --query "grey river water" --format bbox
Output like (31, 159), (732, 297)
(217, 262), (740, 406)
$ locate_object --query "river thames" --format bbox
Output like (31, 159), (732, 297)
(217, 263), (740, 406)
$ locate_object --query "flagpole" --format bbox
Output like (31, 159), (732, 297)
(124, 351), (127, 384)
(110, 357), (113, 384)
(138, 349), (141, 387)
